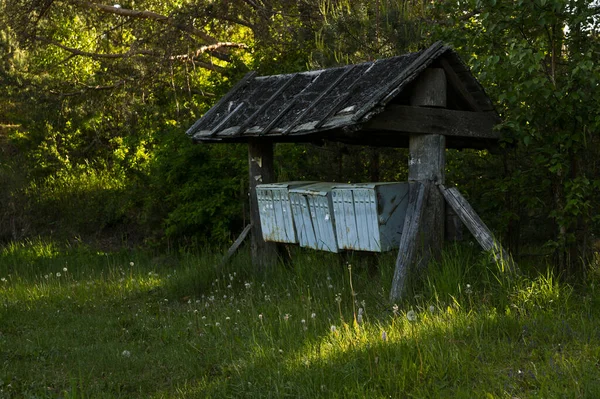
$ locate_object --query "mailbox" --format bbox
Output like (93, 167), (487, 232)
(332, 183), (409, 252)
(256, 182), (314, 243)
(289, 183), (345, 253)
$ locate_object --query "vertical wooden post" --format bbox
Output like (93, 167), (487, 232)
(408, 68), (447, 269)
(390, 68), (447, 301)
(248, 139), (278, 271)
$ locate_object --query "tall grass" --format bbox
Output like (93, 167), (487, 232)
(1, 239), (600, 398)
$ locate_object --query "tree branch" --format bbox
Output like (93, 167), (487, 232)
(36, 36), (156, 59)
(78, 1), (220, 45)
(170, 42), (249, 61)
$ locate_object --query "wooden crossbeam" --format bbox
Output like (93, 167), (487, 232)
(364, 105), (500, 140)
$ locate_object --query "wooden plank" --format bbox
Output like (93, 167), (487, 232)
(438, 184), (519, 274)
(439, 57), (481, 112)
(281, 65), (356, 135)
(186, 71), (257, 136)
(312, 60), (382, 130)
(208, 102), (245, 137)
(352, 41), (448, 122)
(219, 223), (253, 268)
(364, 105), (500, 140)
(409, 68), (447, 108)
(259, 98), (298, 135)
(236, 74), (300, 135)
(389, 181), (429, 301)
(248, 139), (278, 270)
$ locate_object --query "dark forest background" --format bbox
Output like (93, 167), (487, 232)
(1, 0), (600, 275)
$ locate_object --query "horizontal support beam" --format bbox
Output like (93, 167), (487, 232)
(364, 105), (501, 140)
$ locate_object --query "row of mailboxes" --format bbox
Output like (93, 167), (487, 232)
(256, 181), (409, 253)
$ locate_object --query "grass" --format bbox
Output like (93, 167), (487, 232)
(2, 239), (600, 398)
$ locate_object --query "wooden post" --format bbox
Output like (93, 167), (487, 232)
(438, 184), (519, 274)
(390, 182), (429, 301)
(408, 68), (446, 269)
(390, 68), (447, 301)
(248, 139), (278, 271)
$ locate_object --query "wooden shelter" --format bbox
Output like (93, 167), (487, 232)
(187, 41), (515, 300)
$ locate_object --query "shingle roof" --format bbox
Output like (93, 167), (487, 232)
(187, 42), (499, 148)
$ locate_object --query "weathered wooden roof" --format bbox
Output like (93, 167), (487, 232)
(187, 42), (501, 149)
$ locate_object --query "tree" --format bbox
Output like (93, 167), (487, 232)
(434, 0), (600, 275)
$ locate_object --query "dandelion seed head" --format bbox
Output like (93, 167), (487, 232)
(215, 322), (220, 327)
(63, 267), (68, 272)
(406, 310), (417, 322)
(330, 325), (337, 333)
(129, 261), (134, 266)
(56, 272), (61, 277)
(121, 350), (131, 357)
(311, 312), (316, 319)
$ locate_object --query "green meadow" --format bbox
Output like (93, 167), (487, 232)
(1, 240), (600, 398)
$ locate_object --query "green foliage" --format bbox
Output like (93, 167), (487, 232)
(143, 129), (248, 245)
(433, 0), (600, 271)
